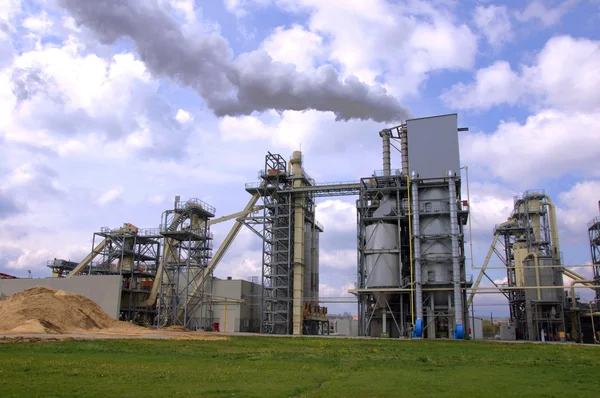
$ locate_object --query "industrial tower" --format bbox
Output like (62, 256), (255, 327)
(244, 152), (325, 335)
(156, 197), (215, 328)
(589, 202), (600, 309)
(50, 223), (162, 324)
(355, 114), (471, 339)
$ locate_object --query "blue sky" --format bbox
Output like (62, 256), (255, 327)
(1, 0), (599, 317)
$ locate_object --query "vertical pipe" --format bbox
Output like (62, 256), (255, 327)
(291, 151), (305, 335)
(411, 173), (423, 324)
(380, 129), (391, 176)
(543, 197), (561, 261)
(400, 127), (408, 175)
(448, 171), (463, 338)
(382, 307), (387, 337)
(406, 175), (415, 328)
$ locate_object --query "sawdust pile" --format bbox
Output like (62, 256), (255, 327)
(0, 287), (142, 334)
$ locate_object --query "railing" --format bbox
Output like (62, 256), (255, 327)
(588, 216), (600, 229)
(314, 220), (324, 231)
(159, 225), (214, 239)
(372, 169), (403, 177)
(175, 198), (216, 215)
(245, 181), (263, 189)
(138, 228), (160, 236)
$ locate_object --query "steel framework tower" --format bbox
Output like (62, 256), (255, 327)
(589, 202), (600, 307)
(244, 152), (324, 335)
(50, 223), (162, 325)
(157, 197), (215, 328)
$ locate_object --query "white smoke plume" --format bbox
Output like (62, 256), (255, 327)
(56, 0), (410, 122)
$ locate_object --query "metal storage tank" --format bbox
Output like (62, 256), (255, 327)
(523, 257), (564, 302)
(364, 196), (400, 305)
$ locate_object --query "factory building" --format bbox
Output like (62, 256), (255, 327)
(590, 204), (600, 307)
(4, 110), (598, 342)
(355, 114), (471, 339)
(470, 194), (600, 342)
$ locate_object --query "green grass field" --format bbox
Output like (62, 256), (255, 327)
(1, 337), (599, 397)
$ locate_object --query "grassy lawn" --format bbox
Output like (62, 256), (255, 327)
(1, 337), (599, 397)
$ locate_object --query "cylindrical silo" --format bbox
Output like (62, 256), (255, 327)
(313, 224), (320, 304)
(303, 222), (313, 304)
(364, 222), (399, 305)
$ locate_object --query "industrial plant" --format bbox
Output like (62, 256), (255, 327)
(2, 112), (599, 343)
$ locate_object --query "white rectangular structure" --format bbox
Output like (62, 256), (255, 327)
(407, 113), (460, 179)
(0, 275), (122, 319)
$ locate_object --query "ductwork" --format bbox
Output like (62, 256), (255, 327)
(411, 172), (422, 323)
(448, 171), (463, 338)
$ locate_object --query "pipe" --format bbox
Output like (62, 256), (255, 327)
(448, 171), (463, 337)
(411, 172), (422, 324)
(406, 175), (415, 327)
(291, 150), (305, 335)
(461, 166), (475, 270)
(380, 129), (391, 176)
(570, 280), (595, 308)
(525, 253), (542, 301)
(400, 127), (408, 175)
(543, 196), (561, 261)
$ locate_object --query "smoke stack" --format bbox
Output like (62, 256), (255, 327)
(379, 129), (391, 177)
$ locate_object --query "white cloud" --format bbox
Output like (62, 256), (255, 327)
(320, 281), (355, 297)
(175, 109), (193, 123)
(260, 24), (326, 72)
(465, 181), (516, 237)
(515, 0), (578, 27)
(443, 35), (600, 112)
(473, 5), (513, 48)
(170, 0), (197, 23)
(320, 249), (356, 270)
(22, 11), (54, 34)
(96, 187), (124, 206)
(461, 109), (600, 185)
(226, 0), (478, 99)
(218, 109), (325, 150)
(442, 61), (520, 109)
(557, 180), (600, 242)
(316, 199), (356, 233)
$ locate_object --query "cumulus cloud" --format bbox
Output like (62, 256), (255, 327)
(96, 187), (124, 206)
(460, 109), (600, 185)
(442, 35), (600, 112)
(473, 5), (513, 48)
(515, 0), (578, 27)
(557, 180), (600, 243)
(260, 24), (326, 72)
(56, 0), (409, 122)
(225, 0), (479, 100)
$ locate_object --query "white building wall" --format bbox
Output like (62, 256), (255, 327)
(469, 317), (484, 340)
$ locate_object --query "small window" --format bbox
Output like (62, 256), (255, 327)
(428, 271), (435, 282)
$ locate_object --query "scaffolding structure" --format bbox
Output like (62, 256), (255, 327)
(157, 197), (215, 328)
(356, 172), (410, 337)
(244, 152), (324, 335)
(471, 190), (565, 341)
(48, 223), (161, 324)
(589, 205), (600, 307)
(353, 115), (471, 339)
(355, 173), (470, 338)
